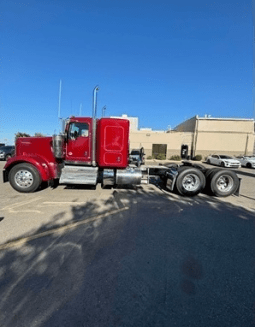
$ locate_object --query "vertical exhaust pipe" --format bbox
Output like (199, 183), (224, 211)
(92, 85), (99, 166)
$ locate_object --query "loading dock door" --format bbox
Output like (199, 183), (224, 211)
(152, 144), (167, 157)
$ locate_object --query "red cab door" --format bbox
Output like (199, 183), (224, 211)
(66, 119), (92, 164)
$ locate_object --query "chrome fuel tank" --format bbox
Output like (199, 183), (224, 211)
(116, 167), (142, 185)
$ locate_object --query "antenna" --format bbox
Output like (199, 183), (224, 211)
(102, 105), (106, 117)
(79, 103), (82, 116)
(57, 79), (63, 134)
(58, 79), (62, 120)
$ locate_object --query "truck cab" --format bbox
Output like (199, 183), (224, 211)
(3, 116), (139, 192)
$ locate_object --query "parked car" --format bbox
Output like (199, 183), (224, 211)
(129, 148), (145, 167)
(235, 156), (255, 169)
(0, 146), (15, 161)
(206, 154), (241, 168)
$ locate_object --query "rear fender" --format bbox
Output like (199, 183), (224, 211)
(165, 168), (179, 191)
(3, 156), (53, 182)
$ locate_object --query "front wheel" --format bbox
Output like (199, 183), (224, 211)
(9, 163), (41, 193)
(220, 162), (225, 167)
(175, 167), (206, 196)
(246, 163), (252, 169)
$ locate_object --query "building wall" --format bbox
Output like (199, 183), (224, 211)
(175, 116), (197, 132)
(110, 114), (138, 131)
(129, 131), (193, 158)
(197, 119), (254, 133)
(195, 132), (254, 157)
(130, 117), (255, 159)
(195, 118), (254, 157)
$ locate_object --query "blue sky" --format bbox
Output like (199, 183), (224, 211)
(0, 0), (253, 144)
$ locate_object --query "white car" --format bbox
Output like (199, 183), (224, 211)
(235, 156), (255, 169)
(206, 154), (241, 168)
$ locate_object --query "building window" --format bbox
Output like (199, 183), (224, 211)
(152, 144), (167, 157)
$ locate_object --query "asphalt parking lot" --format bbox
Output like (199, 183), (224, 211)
(0, 160), (254, 326)
(0, 160), (254, 246)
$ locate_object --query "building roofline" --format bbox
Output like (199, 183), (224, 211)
(196, 116), (254, 121)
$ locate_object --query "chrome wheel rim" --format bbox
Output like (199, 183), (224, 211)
(14, 170), (34, 188)
(182, 174), (200, 191)
(216, 175), (234, 192)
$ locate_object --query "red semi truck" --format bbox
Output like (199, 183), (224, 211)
(2, 89), (240, 197)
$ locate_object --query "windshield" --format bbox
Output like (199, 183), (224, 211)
(131, 151), (140, 155)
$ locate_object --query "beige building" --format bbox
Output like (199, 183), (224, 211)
(130, 129), (193, 159)
(175, 116), (255, 157)
(129, 115), (255, 159)
(110, 114), (138, 131)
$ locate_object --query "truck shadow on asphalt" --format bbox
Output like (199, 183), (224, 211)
(0, 185), (255, 327)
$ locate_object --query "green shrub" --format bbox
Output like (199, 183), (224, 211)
(193, 154), (202, 161)
(147, 156), (153, 160)
(169, 155), (181, 161)
(156, 153), (166, 160)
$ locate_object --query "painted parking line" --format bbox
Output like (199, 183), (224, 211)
(0, 197), (43, 213)
(37, 202), (89, 206)
(0, 206), (130, 250)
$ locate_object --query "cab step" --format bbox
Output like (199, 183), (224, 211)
(59, 165), (98, 185)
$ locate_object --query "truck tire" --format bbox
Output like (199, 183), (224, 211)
(175, 167), (206, 196)
(207, 169), (239, 197)
(204, 168), (220, 179)
(9, 163), (41, 193)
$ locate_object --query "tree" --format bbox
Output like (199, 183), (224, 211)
(15, 132), (30, 141)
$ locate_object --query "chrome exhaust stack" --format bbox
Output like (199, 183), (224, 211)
(52, 134), (64, 159)
(92, 85), (99, 166)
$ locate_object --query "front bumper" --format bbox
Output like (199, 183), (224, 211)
(225, 163), (241, 168)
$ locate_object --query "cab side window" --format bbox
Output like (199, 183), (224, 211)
(68, 123), (89, 139)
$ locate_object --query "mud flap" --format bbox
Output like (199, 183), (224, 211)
(234, 177), (242, 196)
(2, 170), (8, 183)
(165, 169), (178, 191)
